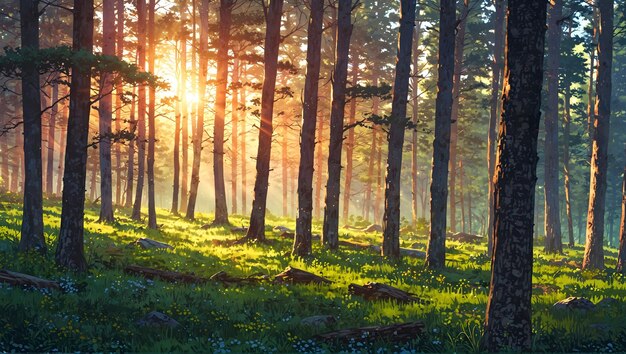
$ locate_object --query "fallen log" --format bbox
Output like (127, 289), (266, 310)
(274, 266), (332, 285)
(448, 232), (484, 243)
(348, 282), (422, 303)
(0, 270), (60, 290)
(129, 238), (174, 250)
(209, 271), (268, 285)
(124, 265), (206, 284)
(316, 321), (426, 343)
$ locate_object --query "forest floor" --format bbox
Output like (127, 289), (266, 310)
(0, 193), (625, 352)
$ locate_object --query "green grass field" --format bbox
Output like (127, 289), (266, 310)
(0, 193), (625, 352)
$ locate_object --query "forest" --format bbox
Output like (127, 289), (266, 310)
(0, 0), (625, 352)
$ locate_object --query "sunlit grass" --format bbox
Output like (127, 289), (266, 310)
(0, 193), (625, 352)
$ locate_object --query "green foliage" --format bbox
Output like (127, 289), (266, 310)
(0, 198), (626, 352)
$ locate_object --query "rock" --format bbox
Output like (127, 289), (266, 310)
(274, 266), (332, 285)
(130, 238), (173, 250)
(230, 227), (247, 233)
(349, 282), (423, 303)
(273, 225), (293, 233)
(553, 297), (595, 311)
(280, 231), (295, 239)
(362, 224), (383, 233)
(596, 297), (619, 308)
(300, 315), (336, 328)
(137, 311), (180, 328)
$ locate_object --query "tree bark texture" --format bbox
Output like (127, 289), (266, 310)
(99, 0), (116, 223)
(616, 144), (626, 273)
(19, 0), (46, 253)
(131, 0), (147, 221)
(342, 55), (359, 221)
(244, 0), (284, 241)
(382, 0), (416, 259)
(481, 1), (546, 351)
(487, 0), (504, 257)
(55, 0), (95, 272)
(213, 0), (234, 225)
(146, 0), (157, 229)
(543, 0), (563, 253)
(322, 0), (353, 250)
(426, 0), (455, 268)
(583, 0), (613, 271)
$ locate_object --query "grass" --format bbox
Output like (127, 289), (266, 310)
(0, 193), (625, 352)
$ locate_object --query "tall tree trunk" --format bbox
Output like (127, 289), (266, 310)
(146, 0), (157, 229)
(381, 0), (416, 259)
(212, 0), (234, 225)
(314, 108), (325, 219)
(364, 75), (379, 222)
(426, 0), (455, 269)
(459, 159), (465, 232)
(131, 0), (147, 221)
(0, 92), (9, 190)
(115, 0), (124, 205)
(374, 124), (383, 223)
(172, 40), (182, 214)
(46, 80), (58, 196)
(481, 1), (546, 351)
(19, 0), (46, 253)
(342, 55), (358, 221)
(616, 144), (626, 273)
(583, 0), (613, 271)
(56, 0), (95, 272)
(89, 149), (97, 201)
(231, 57), (239, 215)
(487, 0), (505, 256)
(543, 0), (563, 253)
(99, 0), (116, 223)
(563, 27), (575, 247)
(125, 88), (136, 208)
(587, 8), (598, 141)
(180, 0), (189, 213)
(243, 0), (284, 242)
(448, 0), (469, 234)
(11, 115), (23, 194)
(468, 179), (472, 233)
(185, 0), (210, 220)
(240, 67), (247, 214)
(282, 98), (289, 217)
(411, 25), (421, 228)
(322, 0), (353, 250)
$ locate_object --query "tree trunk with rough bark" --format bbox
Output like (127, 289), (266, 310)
(185, 0), (210, 220)
(56, 99), (67, 196)
(381, 0), (416, 259)
(322, 0), (353, 250)
(146, 0), (157, 229)
(240, 69), (247, 214)
(99, 0), (115, 223)
(364, 75), (379, 222)
(131, 0), (147, 221)
(125, 89), (136, 208)
(481, 1), (546, 350)
(543, 0), (563, 253)
(212, 0), (233, 225)
(448, 0), (468, 234)
(563, 25), (574, 247)
(487, 0), (504, 257)
(180, 0), (189, 213)
(587, 7), (598, 142)
(342, 55), (358, 221)
(426, 0), (455, 269)
(19, 0), (46, 253)
(411, 25), (421, 228)
(55, 0), (95, 272)
(171, 40), (182, 215)
(115, 0), (124, 206)
(616, 144), (626, 273)
(243, 0), (284, 242)
(583, 0), (613, 271)
(231, 57), (239, 215)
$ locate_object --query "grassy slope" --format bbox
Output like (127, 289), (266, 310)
(0, 194), (625, 352)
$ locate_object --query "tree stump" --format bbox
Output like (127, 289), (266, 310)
(0, 270), (60, 290)
(316, 321), (426, 343)
(273, 266), (332, 284)
(348, 282), (422, 303)
(124, 265), (206, 284)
